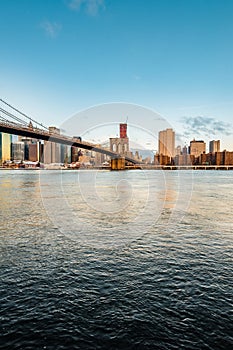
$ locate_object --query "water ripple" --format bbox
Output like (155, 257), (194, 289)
(0, 171), (233, 349)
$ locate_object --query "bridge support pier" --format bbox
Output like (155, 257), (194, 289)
(111, 157), (125, 170)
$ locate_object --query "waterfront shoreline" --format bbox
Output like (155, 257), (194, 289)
(1, 165), (233, 171)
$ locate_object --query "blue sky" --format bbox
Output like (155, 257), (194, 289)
(0, 0), (233, 150)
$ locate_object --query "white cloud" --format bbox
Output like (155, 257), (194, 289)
(68, 0), (83, 11)
(40, 21), (62, 38)
(68, 0), (105, 16)
(180, 116), (232, 138)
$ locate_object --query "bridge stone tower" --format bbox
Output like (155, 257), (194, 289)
(109, 123), (129, 156)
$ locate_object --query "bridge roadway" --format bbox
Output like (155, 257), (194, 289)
(0, 121), (139, 164)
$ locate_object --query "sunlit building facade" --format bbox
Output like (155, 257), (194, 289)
(43, 127), (61, 164)
(158, 128), (175, 157)
(190, 139), (206, 157)
(209, 140), (220, 153)
(0, 133), (12, 165)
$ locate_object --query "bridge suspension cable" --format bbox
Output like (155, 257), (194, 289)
(0, 98), (49, 130)
(0, 107), (29, 126)
(0, 115), (9, 123)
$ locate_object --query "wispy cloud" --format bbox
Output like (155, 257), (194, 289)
(180, 116), (232, 139)
(40, 21), (62, 38)
(68, 0), (105, 16)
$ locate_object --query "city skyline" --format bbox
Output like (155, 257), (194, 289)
(0, 0), (233, 150)
(0, 100), (232, 167)
(0, 117), (231, 167)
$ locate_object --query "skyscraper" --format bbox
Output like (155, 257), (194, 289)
(190, 139), (206, 157)
(11, 141), (25, 161)
(120, 123), (127, 138)
(0, 133), (12, 165)
(158, 128), (175, 157)
(209, 140), (220, 153)
(43, 127), (61, 164)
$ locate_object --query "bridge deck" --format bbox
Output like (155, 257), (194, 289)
(0, 121), (139, 164)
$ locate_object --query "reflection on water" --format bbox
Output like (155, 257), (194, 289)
(163, 189), (177, 209)
(160, 174), (178, 210)
(0, 170), (233, 349)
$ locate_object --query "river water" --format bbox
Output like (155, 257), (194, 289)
(0, 170), (232, 349)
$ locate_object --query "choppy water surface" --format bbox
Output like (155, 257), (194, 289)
(0, 170), (232, 349)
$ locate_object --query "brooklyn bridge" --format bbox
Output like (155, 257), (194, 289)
(0, 98), (139, 165)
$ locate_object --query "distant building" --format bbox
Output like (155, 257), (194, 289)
(19, 137), (43, 162)
(222, 150), (233, 165)
(158, 128), (175, 157)
(11, 141), (24, 161)
(79, 149), (92, 166)
(182, 145), (188, 155)
(61, 145), (71, 163)
(134, 151), (142, 162)
(71, 147), (81, 162)
(44, 141), (61, 164)
(43, 127), (61, 163)
(175, 145), (182, 156)
(19, 137), (38, 161)
(190, 139), (206, 157)
(29, 143), (38, 162)
(120, 123), (127, 138)
(0, 133), (12, 164)
(209, 140), (220, 153)
(71, 137), (82, 163)
(91, 145), (105, 166)
(38, 142), (44, 162)
(174, 154), (192, 166)
(154, 153), (172, 166)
